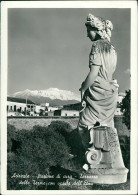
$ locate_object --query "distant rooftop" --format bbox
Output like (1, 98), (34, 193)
(62, 103), (82, 111)
(7, 97), (35, 104)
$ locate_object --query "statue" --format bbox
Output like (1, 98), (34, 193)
(78, 13), (128, 184)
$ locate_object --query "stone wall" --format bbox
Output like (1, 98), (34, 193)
(7, 117), (79, 131)
(7, 116), (129, 136)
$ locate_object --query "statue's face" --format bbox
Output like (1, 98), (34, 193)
(87, 26), (97, 41)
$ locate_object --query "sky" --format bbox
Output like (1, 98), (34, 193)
(8, 8), (130, 95)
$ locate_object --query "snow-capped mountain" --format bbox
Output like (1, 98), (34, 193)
(10, 88), (81, 106)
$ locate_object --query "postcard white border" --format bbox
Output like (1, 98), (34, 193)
(1, 1), (137, 195)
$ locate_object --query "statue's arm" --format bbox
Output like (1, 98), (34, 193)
(80, 65), (100, 94)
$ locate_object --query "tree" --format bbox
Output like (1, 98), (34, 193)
(39, 109), (44, 116)
(7, 125), (71, 190)
(120, 90), (131, 130)
(17, 108), (21, 113)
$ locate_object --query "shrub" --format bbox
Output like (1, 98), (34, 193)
(18, 127), (70, 167)
(7, 153), (44, 190)
(48, 121), (73, 151)
(120, 90), (131, 130)
(119, 136), (130, 167)
(48, 121), (85, 163)
(68, 129), (85, 161)
(7, 124), (71, 190)
(119, 135), (130, 178)
(7, 124), (17, 152)
(48, 120), (73, 136)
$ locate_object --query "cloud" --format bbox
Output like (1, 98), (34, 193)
(124, 68), (130, 74)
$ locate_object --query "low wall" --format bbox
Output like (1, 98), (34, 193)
(7, 117), (79, 131)
(7, 116), (129, 136)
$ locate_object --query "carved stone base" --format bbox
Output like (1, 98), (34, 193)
(81, 126), (129, 184)
(80, 168), (128, 184)
(80, 169), (128, 184)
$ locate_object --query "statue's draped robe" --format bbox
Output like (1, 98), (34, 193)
(78, 39), (118, 129)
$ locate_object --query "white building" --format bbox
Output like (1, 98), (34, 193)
(60, 109), (79, 117)
(115, 92), (126, 116)
(35, 105), (44, 113)
(40, 103), (62, 112)
(115, 108), (122, 116)
(118, 92), (125, 103)
(7, 97), (35, 116)
(48, 106), (62, 112)
(54, 103), (80, 117)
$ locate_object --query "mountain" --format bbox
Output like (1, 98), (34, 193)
(10, 88), (81, 106)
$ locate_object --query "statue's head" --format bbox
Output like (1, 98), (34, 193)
(85, 13), (113, 42)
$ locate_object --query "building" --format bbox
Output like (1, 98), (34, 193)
(115, 92), (126, 116)
(54, 103), (81, 117)
(7, 97), (35, 116)
(47, 111), (54, 116)
(117, 92), (125, 105)
(39, 103), (62, 115)
(35, 105), (45, 113)
(7, 92), (126, 117)
(48, 106), (62, 112)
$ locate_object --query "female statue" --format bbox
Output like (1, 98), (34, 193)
(78, 14), (119, 149)
(78, 14), (128, 183)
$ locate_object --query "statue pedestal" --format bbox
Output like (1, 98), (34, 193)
(80, 126), (129, 184)
(80, 168), (128, 184)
